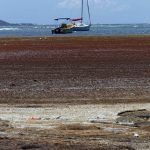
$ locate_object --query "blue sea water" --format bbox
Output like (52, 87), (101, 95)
(0, 24), (150, 37)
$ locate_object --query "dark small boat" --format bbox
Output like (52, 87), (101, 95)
(52, 18), (73, 34)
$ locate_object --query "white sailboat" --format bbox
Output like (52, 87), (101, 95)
(72, 0), (91, 31)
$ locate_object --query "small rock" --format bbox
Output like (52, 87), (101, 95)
(118, 109), (150, 119)
(10, 83), (16, 87)
(22, 144), (40, 149)
(116, 116), (145, 126)
(134, 121), (150, 127)
(56, 116), (61, 120)
(90, 120), (101, 123)
(116, 109), (150, 127)
(0, 119), (12, 131)
(42, 117), (51, 120)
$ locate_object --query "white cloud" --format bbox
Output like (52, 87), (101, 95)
(58, 0), (81, 8)
(58, 0), (129, 12)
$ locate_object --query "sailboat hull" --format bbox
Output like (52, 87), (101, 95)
(72, 0), (91, 31)
(73, 24), (90, 31)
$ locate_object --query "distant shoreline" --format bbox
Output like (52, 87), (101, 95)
(1, 23), (150, 37)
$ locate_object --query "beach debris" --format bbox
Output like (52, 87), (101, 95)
(28, 116), (41, 121)
(51, 115), (68, 121)
(133, 132), (139, 138)
(27, 116), (68, 121)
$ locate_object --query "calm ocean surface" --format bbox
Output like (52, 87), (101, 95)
(0, 24), (150, 37)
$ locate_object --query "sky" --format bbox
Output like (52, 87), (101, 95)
(0, 0), (150, 24)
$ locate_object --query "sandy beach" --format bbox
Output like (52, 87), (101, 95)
(0, 36), (150, 149)
(0, 103), (150, 150)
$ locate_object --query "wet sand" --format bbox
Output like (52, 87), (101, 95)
(0, 36), (150, 149)
(0, 36), (150, 104)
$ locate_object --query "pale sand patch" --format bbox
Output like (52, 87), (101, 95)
(0, 103), (149, 129)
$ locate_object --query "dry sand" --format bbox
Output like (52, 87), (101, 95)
(0, 103), (150, 150)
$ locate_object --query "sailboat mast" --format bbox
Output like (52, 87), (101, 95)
(81, 0), (84, 23)
(87, 0), (91, 25)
